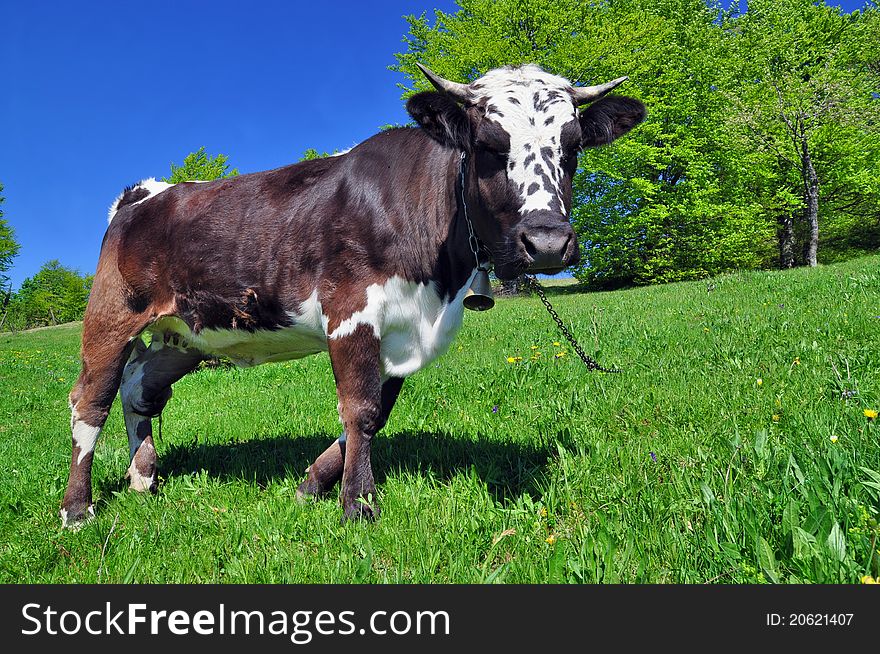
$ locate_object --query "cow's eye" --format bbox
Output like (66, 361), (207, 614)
(484, 147), (507, 160)
(475, 145), (507, 180)
(477, 144), (507, 166)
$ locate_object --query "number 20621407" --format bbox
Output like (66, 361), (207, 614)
(766, 613), (854, 627)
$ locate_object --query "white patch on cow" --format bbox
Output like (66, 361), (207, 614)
(126, 463), (155, 492)
(107, 177), (176, 223)
(148, 290), (329, 368)
(70, 406), (101, 465)
(73, 422), (100, 465)
(292, 288), (331, 336)
(330, 273), (477, 379)
(143, 273), (475, 378)
(475, 65), (577, 214)
(60, 504), (95, 530)
(330, 284), (385, 340)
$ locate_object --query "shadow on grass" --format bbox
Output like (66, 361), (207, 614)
(501, 282), (593, 299)
(129, 431), (561, 502)
(530, 282), (591, 296)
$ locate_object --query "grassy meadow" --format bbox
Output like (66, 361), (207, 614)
(1, 255), (878, 583)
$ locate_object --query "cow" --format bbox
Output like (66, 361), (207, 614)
(61, 63), (645, 527)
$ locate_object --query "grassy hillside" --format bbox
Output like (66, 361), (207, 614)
(1, 256), (878, 583)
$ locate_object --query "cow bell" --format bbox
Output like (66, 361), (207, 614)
(463, 267), (495, 311)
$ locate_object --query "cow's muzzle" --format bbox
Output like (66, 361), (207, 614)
(507, 211), (580, 277)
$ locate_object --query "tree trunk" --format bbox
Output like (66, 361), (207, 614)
(802, 147), (819, 267)
(778, 214), (795, 268)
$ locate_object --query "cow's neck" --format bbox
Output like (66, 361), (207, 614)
(457, 151), (493, 269)
(427, 148), (483, 301)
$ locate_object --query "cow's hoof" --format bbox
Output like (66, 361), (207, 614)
(125, 465), (157, 494)
(296, 479), (326, 504)
(342, 498), (380, 523)
(295, 478), (332, 504)
(60, 504), (95, 530)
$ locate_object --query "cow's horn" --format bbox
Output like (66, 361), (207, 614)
(416, 63), (471, 102)
(570, 76), (629, 105)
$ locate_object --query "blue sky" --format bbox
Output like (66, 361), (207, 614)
(0, 0), (868, 288)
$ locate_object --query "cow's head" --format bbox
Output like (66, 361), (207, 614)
(407, 64), (646, 280)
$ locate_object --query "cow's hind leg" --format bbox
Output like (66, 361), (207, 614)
(297, 376), (404, 502)
(62, 313), (145, 527)
(120, 333), (204, 493)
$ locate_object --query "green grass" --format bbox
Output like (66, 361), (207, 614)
(1, 256), (879, 583)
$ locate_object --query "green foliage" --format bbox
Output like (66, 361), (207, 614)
(298, 147), (344, 161)
(0, 182), (21, 290)
(0, 255), (878, 582)
(393, 0), (879, 286)
(5, 260), (93, 329)
(164, 146), (239, 183)
(721, 0), (880, 267)
(378, 123), (408, 131)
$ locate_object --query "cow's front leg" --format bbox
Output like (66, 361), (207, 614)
(297, 377), (404, 501)
(327, 324), (384, 521)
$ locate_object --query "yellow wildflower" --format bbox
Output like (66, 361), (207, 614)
(539, 507), (547, 518)
(865, 409), (878, 420)
(772, 414), (780, 422)
(830, 435), (838, 444)
(553, 342), (560, 347)
(793, 357), (800, 365)
(757, 378), (763, 386)
(555, 351), (566, 359)
(861, 575), (877, 584)
(530, 345), (539, 350)
(506, 357), (517, 363)
(545, 535), (557, 545)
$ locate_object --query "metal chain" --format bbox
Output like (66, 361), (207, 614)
(523, 274), (621, 373)
(459, 151), (482, 268)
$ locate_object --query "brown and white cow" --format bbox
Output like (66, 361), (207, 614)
(61, 64), (645, 526)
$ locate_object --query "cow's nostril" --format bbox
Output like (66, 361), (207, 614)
(560, 234), (571, 259)
(521, 232), (537, 259)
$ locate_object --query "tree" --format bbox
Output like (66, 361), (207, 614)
(299, 148), (335, 161)
(569, 0), (774, 286)
(298, 147), (351, 161)
(163, 147), (239, 183)
(0, 182), (21, 291)
(722, 0), (880, 267)
(7, 260), (93, 328)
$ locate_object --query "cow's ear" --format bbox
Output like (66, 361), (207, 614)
(406, 91), (471, 150)
(579, 96), (646, 149)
